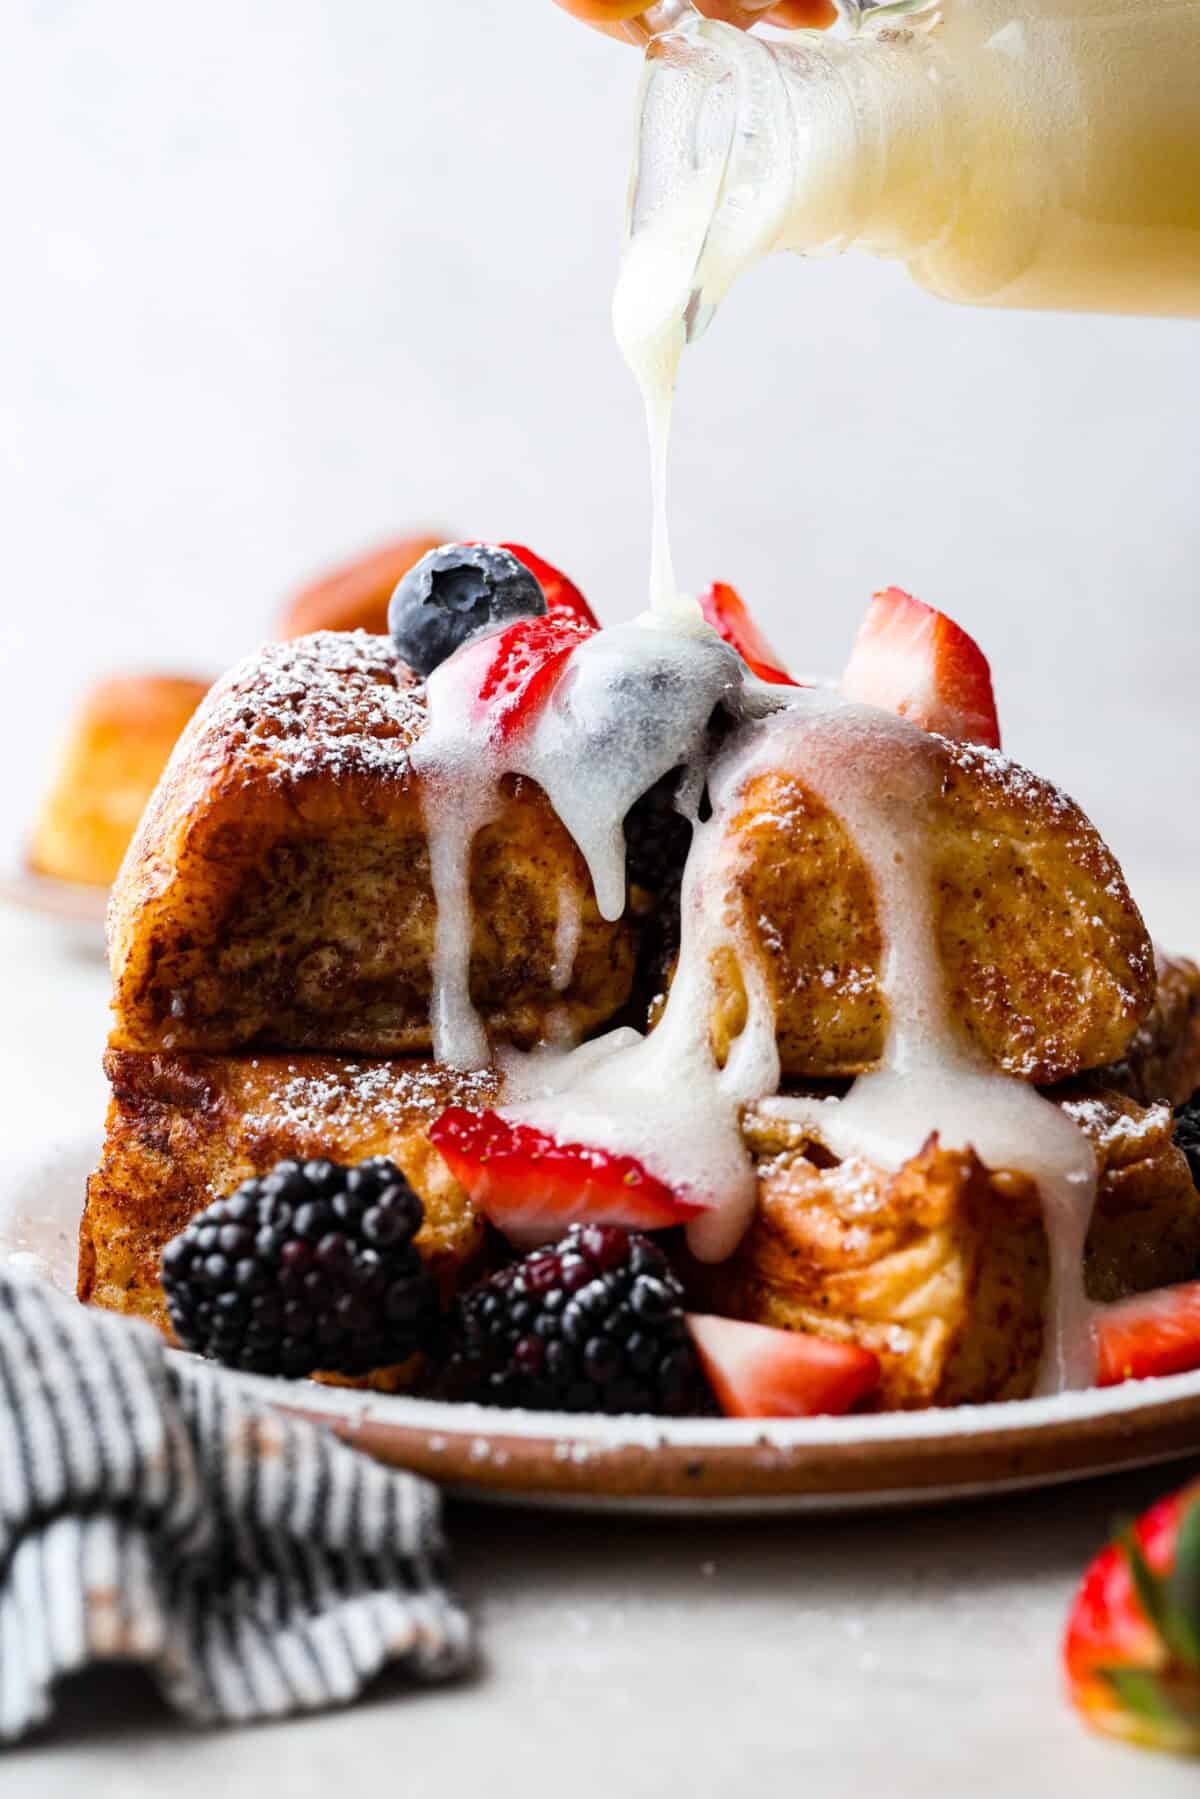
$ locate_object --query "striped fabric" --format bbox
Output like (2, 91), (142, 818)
(0, 1271), (471, 1742)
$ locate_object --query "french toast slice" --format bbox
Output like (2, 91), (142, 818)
(29, 674), (210, 889)
(80, 1050), (497, 1342)
(106, 634), (1153, 1087)
(1087, 947), (1200, 1109)
(106, 633), (639, 1057)
(712, 739), (1155, 1084)
(82, 1039), (1200, 1410)
(696, 1088), (1200, 1409)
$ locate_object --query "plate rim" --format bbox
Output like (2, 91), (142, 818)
(198, 1354), (1200, 1509)
(0, 863), (109, 925)
(215, 1357), (1200, 1449)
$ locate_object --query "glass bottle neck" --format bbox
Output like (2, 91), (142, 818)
(620, 12), (960, 367)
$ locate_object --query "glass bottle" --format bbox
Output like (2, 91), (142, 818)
(622, 0), (1200, 327)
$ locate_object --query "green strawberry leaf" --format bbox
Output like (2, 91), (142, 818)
(1165, 1497), (1200, 1670)
(1101, 1665), (1184, 1725)
(1117, 1519), (1172, 1646)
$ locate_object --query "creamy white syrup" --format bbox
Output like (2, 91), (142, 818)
(612, 161), (725, 618)
(500, 745), (780, 1263)
(493, 690), (1099, 1388)
(612, 18), (794, 621)
(516, 617), (743, 919)
(551, 878), (583, 994)
(411, 612), (744, 1068)
(411, 551), (1101, 1389)
(739, 696), (1099, 1393)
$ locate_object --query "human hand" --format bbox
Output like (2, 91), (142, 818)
(553, 0), (838, 42)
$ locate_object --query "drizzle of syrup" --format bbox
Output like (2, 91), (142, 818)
(414, 636), (1100, 1392)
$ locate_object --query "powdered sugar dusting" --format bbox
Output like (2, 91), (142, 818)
(242, 1058), (497, 1138)
(942, 736), (1073, 820)
(1061, 1092), (1173, 1156)
(196, 632), (425, 786)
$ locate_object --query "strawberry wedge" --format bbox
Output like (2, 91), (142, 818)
(1064, 1478), (1200, 1754)
(698, 581), (799, 687)
(470, 613), (594, 744)
(841, 586), (1001, 748)
(686, 1313), (880, 1418)
(501, 544), (599, 629)
(1095, 1280), (1200, 1386)
(430, 1107), (703, 1248)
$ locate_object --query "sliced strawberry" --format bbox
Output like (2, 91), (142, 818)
(698, 582), (799, 687)
(1064, 1479), (1200, 1754)
(500, 545), (599, 629)
(429, 1106), (703, 1247)
(469, 613), (594, 744)
(685, 1313), (880, 1419)
(840, 586), (1001, 748)
(1095, 1280), (1200, 1386)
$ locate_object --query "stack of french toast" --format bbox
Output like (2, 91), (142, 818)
(79, 546), (1200, 1412)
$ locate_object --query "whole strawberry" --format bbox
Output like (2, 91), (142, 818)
(1064, 1478), (1200, 1755)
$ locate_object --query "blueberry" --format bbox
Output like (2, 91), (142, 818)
(388, 543), (546, 676)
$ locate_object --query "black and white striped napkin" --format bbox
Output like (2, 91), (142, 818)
(0, 1270), (472, 1743)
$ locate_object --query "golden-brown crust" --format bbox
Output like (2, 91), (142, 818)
(79, 1050), (497, 1342)
(107, 636), (1153, 1085)
(28, 675), (210, 889)
(718, 734), (1154, 1083)
(1087, 949), (1200, 1110)
(698, 1088), (1200, 1408)
(106, 633), (638, 1055)
(276, 535), (447, 639)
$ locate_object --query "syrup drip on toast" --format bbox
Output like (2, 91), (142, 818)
(415, 640), (1100, 1390)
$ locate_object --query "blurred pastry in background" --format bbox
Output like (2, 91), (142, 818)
(276, 533), (449, 637)
(28, 674), (210, 889)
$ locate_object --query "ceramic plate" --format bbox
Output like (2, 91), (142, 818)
(5, 1131), (1200, 1514)
(0, 863), (108, 947)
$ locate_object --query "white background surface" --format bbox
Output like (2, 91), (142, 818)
(2, 0), (1198, 913)
(0, 899), (1198, 1795)
(2, 3), (1199, 1790)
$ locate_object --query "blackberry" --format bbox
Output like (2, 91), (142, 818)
(624, 767), (694, 901)
(438, 1224), (708, 1415)
(162, 1157), (437, 1378)
(389, 542), (545, 676)
(1175, 1092), (1200, 1192)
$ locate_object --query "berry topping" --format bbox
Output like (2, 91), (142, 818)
(698, 581), (799, 687)
(494, 545), (599, 629)
(624, 766), (694, 899)
(468, 612), (595, 743)
(1094, 1279), (1200, 1386)
(161, 1156), (437, 1377)
(388, 542), (546, 676)
(430, 1107), (703, 1248)
(1064, 1478), (1200, 1755)
(623, 766), (698, 1004)
(1174, 1091), (1200, 1191)
(439, 1224), (708, 1414)
(685, 1313), (881, 1418)
(840, 586), (1001, 749)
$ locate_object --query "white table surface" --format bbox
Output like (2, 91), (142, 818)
(2, 898), (1199, 1798)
